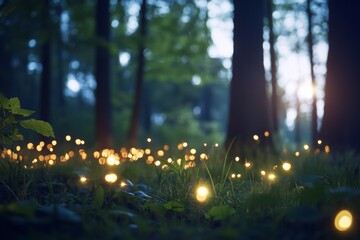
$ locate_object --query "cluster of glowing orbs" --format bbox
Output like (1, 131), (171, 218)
(196, 185), (210, 203)
(334, 210), (353, 232)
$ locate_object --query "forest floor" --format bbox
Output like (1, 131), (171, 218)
(1, 140), (360, 239)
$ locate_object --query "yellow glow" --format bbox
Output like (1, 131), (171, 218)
(237, 174), (241, 178)
(334, 210), (353, 232)
(107, 155), (116, 166)
(295, 151), (300, 157)
(264, 131), (270, 137)
(200, 153), (208, 161)
(189, 155), (196, 161)
(65, 135), (71, 141)
(16, 146), (21, 151)
(303, 144), (310, 150)
(163, 145), (169, 151)
(235, 156), (240, 162)
(190, 148), (196, 154)
(268, 173), (276, 181)
(214, 143), (219, 147)
(182, 142), (188, 148)
(231, 173), (236, 178)
(282, 162), (292, 171)
(98, 157), (106, 165)
(48, 159), (55, 165)
(39, 141), (45, 147)
(157, 150), (164, 157)
(261, 170), (266, 176)
(325, 145), (330, 153)
(80, 176), (87, 183)
(75, 139), (81, 145)
(105, 173), (118, 183)
(27, 143), (34, 150)
(147, 137), (152, 143)
(177, 158), (182, 165)
(146, 156), (154, 164)
(203, 143), (207, 147)
(245, 162), (251, 168)
(167, 157), (173, 163)
(51, 140), (57, 146)
(145, 148), (151, 154)
(196, 186), (209, 202)
(317, 139), (322, 145)
(93, 151), (100, 158)
(36, 145), (42, 152)
(253, 135), (259, 141)
(154, 160), (161, 166)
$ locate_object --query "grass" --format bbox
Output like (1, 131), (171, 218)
(1, 135), (360, 239)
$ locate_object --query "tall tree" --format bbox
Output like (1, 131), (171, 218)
(39, 0), (51, 123)
(321, 0), (360, 150)
(306, 0), (317, 146)
(95, 0), (112, 148)
(266, 0), (279, 133)
(226, 0), (270, 145)
(128, 0), (147, 147)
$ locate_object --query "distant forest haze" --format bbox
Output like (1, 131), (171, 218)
(1, 0), (360, 151)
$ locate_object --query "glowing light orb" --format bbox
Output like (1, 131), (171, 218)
(253, 135), (259, 141)
(154, 160), (161, 166)
(105, 173), (118, 183)
(261, 170), (266, 176)
(264, 131), (270, 137)
(245, 162), (251, 168)
(268, 173), (276, 181)
(282, 162), (292, 171)
(65, 135), (71, 141)
(235, 156), (240, 162)
(106, 155), (116, 166)
(80, 176), (87, 183)
(303, 144), (310, 150)
(196, 186), (209, 202)
(334, 210), (353, 232)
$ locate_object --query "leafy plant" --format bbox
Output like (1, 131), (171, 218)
(0, 92), (55, 147)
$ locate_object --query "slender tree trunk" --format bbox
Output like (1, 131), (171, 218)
(266, 0), (279, 133)
(306, 0), (317, 146)
(95, 0), (112, 148)
(55, 2), (65, 108)
(226, 0), (270, 147)
(128, 0), (147, 147)
(39, 0), (51, 123)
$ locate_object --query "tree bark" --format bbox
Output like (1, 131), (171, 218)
(266, 0), (279, 133)
(306, 0), (318, 146)
(226, 0), (270, 146)
(95, 0), (112, 148)
(39, 0), (51, 123)
(128, 0), (147, 147)
(320, 0), (360, 150)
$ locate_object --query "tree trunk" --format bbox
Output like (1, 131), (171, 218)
(95, 0), (112, 148)
(128, 0), (147, 147)
(306, 0), (318, 146)
(320, 0), (360, 150)
(39, 0), (51, 123)
(226, 0), (270, 146)
(266, 0), (279, 133)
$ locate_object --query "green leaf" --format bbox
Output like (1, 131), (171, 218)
(205, 205), (236, 221)
(163, 201), (184, 213)
(11, 108), (34, 117)
(7, 97), (21, 109)
(20, 119), (55, 138)
(93, 186), (105, 209)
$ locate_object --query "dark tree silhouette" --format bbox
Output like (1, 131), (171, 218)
(39, 0), (51, 123)
(226, 0), (270, 146)
(266, 0), (279, 133)
(95, 0), (112, 148)
(321, 0), (360, 150)
(128, 0), (147, 147)
(306, 0), (318, 146)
